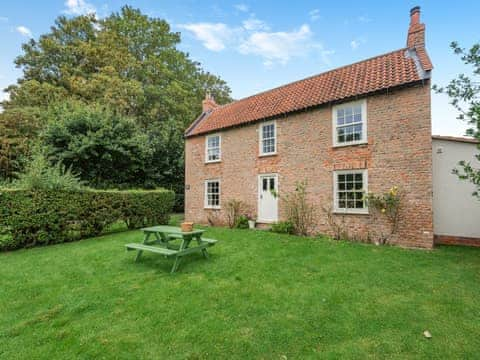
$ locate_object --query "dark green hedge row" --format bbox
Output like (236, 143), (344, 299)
(0, 188), (175, 251)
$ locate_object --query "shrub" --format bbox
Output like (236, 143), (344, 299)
(365, 186), (403, 244)
(14, 152), (84, 191)
(271, 221), (295, 234)
(0, 188), (174, 251)
(40, 102), (152, 188)
(281, 181), (315, 236)
(225, 199), (247, 228)
(235, 215), (249, 229)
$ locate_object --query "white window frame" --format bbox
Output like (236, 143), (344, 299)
(259, 120), (277, 156)
(333, 169), (368, 214)
(205, 133), (221, 163)
(204, 179), (221, 209)
(332, 100), (367, 147)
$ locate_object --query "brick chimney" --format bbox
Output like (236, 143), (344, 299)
(202, 92), (217, 112)
(407, 6), (425, 49)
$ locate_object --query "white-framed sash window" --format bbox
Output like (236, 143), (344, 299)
(259, 121), (276, 156)
(333, 169), (368, 214)
(205, 134), (221, 163)
(333, 100), (367, 147)
(204, 179), (221, 209)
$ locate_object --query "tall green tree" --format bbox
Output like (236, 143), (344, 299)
(1, 6), (232, 190)
(0, 107), (43, 179)
(435, 42), (480, 198)
(5, 7), (231, 124)
(41, 102), (152, 188)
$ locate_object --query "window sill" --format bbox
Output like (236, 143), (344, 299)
(332, 141), (368, 148)
(204, 206), (221, 210)
(259, 152), (277, 158)
(333, 209), (369, 215)
(205, 160), (221, 164)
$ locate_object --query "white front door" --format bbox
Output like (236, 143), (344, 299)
(258, 174), (278, 222)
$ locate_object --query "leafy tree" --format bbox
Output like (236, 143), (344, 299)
(1, 6), (232, 193)
(41, 102), (152, 188)
(434, 42), (480, 198)
(4, 7), (231, 125)
(0, 107), (43, 179)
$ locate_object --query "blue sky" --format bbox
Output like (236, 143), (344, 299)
(1, 1), (479, 135)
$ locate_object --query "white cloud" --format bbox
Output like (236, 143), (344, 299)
(309, 9), (320, 22)
(357, 15), (371, 23)
(64, 0), (96, 15)
(182, 16), (332, 67)
(239, 24), (315, 65)
(16, 26), (32, 37)
(180, 23), (235, 51)
(242, 15), (269, 31)
(350, 37), (366, 50)
(234, 4), (249, 12)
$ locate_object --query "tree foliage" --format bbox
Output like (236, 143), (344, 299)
(0, 107), (43, 179)
(0, 6), (232, 192)
(41, 102), (152, 188)
(434, 42), (480, 198)
(14, 151), (84, 191)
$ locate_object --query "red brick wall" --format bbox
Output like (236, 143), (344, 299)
(434, 235), (480, 247)
(185, 83), (434, 248)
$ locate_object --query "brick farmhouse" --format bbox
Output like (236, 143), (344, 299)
(184, 7), (435, 248)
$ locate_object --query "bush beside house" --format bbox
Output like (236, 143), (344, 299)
(0, 188), (175, 251)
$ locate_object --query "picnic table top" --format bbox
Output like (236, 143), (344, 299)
(140, 225), (205, 236)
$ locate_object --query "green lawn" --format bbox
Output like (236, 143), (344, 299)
(1, 216), (479, 359)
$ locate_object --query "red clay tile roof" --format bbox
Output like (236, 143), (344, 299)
(186, 47), (432, 137)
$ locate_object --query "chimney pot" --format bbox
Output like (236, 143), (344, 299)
(410, 6), (420, 25)
(202, 92), (217, 112)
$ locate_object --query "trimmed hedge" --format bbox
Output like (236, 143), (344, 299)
(0, 188), (175, 251)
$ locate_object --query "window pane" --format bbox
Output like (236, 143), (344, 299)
(208, 136), (219, 147)
(263, 178), (268, 191)
(206, 181), (220, 207)
(269, 178), (275, 190)
(262, 124), (274, 139)
(263, 138), (275, 153)
(207, 136), (220, 161)
(354, 124), (362, 141)
(346, 181), (353, 190)
(335, 103), (365, 145)
(336, 172), (366, 210)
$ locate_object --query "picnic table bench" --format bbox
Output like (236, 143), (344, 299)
(125, 225), (217, 273)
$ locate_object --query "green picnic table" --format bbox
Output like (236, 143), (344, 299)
(125, 226), (217, 273)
